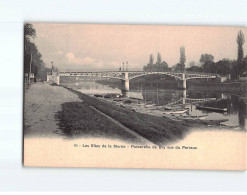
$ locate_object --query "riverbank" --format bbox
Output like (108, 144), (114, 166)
(24, 82), (146, 143)
(24, 82), (246, 170)
(56, 101), (149, 144)
(58, 85), (235, 145)
(56, 92), (189, 144)
(188, 81), (247, 94)
(24, 82), (244, 145)
(24, 82), (82, 138)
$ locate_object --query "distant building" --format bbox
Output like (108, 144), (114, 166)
(47, 65), (60, 85)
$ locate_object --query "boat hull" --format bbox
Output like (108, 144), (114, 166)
(196, 105), (227, 112)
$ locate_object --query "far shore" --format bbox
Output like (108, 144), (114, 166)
(188, 81), (246, 94)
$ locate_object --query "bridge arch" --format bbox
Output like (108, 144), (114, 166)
(128, 72), (183, 81)
(125, 72), (186, 90)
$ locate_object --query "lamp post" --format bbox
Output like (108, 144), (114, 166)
(29, 53), (32, 84)
(51, 61), (54, 74)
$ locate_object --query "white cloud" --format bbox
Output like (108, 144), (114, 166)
(82, 56), (94, 64)
(65, 52), (112, 69)
(65, 52), (83, 64)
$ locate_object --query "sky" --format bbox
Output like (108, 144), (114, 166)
(32, 23), (247, 71)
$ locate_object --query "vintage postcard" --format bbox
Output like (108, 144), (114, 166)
(23, 23), (247, 170)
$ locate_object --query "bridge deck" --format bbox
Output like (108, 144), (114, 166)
(58, 71), (218, 80)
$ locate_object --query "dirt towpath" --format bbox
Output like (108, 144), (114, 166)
(24, 82), (81, 138)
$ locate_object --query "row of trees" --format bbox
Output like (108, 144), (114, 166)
(24, 23), (51, 81)
(186, 31), (246, 79)
(143, 53), (170, 72)
(173, 46), (186, 71)
(143, 30), (247, 79)
(143, 46), (187, 72)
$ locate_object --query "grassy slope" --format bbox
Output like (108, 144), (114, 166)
(57, 86), (199, 145)
(56, 102), (141, 143)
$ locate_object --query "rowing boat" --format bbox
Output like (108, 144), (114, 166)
(179, 115), (208, 120)
(163, 109), (188, 114)
(196, 105), (227, 112)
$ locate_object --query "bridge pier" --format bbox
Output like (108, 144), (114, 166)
(122, 79), (130, 91)
(177, 73), (186, 89)
(121, 90), (130, 98)
(121, 72), (130, 91)
(182, 90), (186, 104)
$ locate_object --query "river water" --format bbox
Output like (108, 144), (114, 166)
(61, 77), (246, 131)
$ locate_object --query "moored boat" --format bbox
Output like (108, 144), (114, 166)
(145, 104), (156, 108)
(163, 109), (188, 114)
(94, 94), (103, 98)
(179, 114), (208, 120)
(196, 105), (227, 112)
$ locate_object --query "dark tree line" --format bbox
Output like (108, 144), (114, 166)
(24, 23), (51, 81)
(187, 31), (247, 78)
(143, 31), (247, 79)
(186, 55), (237, 76)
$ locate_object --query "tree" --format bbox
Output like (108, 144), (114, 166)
(204, 61), (216, 73)
(186, 65), (203, 72)
(200, 54), (214, 72)
(143, 53), (169, 72)
(215, 59), (231, 75)
(179, 46), (186, 71)
(149, 54), (154, 65)
(159, 61), (169, 71)
(24, 23), (46, 80)
(231, 60), (240, 80)
(174, 63), (183, 71)
(200, 54), (214, 64)
(237, 30), (245, 62)
(24, 41), (44, 76)
(157, 52), (162, 65)
(189, 61), (196, 67)
(24, 23), (36, 43)
(24, 23), (36, 78)
(144, 54), (154, 71)
(239, 56), (247, 76)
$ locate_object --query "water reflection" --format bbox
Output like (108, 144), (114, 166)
(61, 80), (246, 131)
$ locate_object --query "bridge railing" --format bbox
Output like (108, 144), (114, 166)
(58, 70), (219, 79)
(59, 70), (218, 75)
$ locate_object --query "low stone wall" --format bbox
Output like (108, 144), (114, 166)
(47, 74), (60, 85)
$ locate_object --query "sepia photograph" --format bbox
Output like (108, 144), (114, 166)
(2, 0), (247, 192)
(23, 23), (247, 170)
